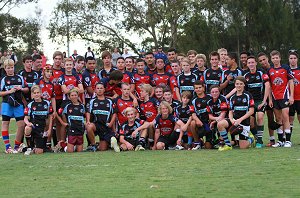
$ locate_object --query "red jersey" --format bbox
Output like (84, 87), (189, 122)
(154, 114), (178, 136)
(34, 78), (55, 101)
(151, 72), (173, 87)
(292, 67), (300, 100)
(165, 64), (173, 74)
(50, 68), (64, 100)
(133, 72), (152, 98)
(113, 97), (138, 125)
(139, 97), (160, 122)
(115, 71), (135, 96)
(82, 69), (100, 98)
(58, 74), (82, 100)
(268, 65), (294, 100)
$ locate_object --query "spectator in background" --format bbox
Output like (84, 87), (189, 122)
(71, 49), (79, 61)
(31, 49), (38, 57)
(0, 51), (8, 77)
(0, 52), (3, 77)
(85, 47), (95, 59)
(154, 46), (168, 63)
(111, 48), (121, 67)
(39, 51), (47, 67)
(9, 50), (18, 65)
(63, 52), (67, 58)
(122, 48), (132, 59)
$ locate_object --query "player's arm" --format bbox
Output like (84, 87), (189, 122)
(51, 97), (57, 116)
(289, 79), (294, 105)
(175, 87), (181, 102)
(108, 113), (116, 129)
(86, 86), (94, 96)
(0, 86), (16, 96)
(234, 107), (254, 126)
(226, 88), (236, 99)
(192, 113), (203, 126)
(77, 83), (84, 94)
(24, 115), (32, 127)
(129, 92), (138, 107)
(86, 112), (91, 125)
(259, 81), (270, 109)
(153, 128), (160, 150)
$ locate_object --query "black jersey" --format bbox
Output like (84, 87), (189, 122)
(207, 95), (228, 117)
(202, 68), (223, 93)
(175, 104), (195, 123)
(192, 69), (205, 79)
(229, 91), (254, 126)
(63, 103), (85, 136)
(98, 67), (117, 80)
(222, 68), (243, 95)
(18, 70), (39, 102)
(0, 74), (27, 105)
(24, 99), (52, 128)
(191, 95), (210, 123)
(87, 98), (114, 124)
(244, 69), (269, 101)
(119, 118), (145, 140)
(177, 73), (198, 94)
(170, 100), (181, 112)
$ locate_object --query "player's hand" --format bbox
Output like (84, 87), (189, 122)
(196, 120), (203, 127)
(133, 99), (138, 107)
(15, 85), (22, 91)
(258, 102), (265, 110)
(269, 100), (273, 108)
(9, 87), (17, 94)
(176, 139), (182, 146)
(210, 121), (216, 130)
(86, 121), (91, 126)
(289, 97), (294, 105)
(234, 119), (241, 126)
(62, 122), (68, 127)
(227, 75), (233, 81)
(131, 131), (138, 138)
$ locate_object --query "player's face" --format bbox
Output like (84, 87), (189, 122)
(75, 61), (84, 72)
(226, 57), (233, 67)
(177, 56), (184, 62)
(210, 87), (220, 99)
(235, 80), (245, 92)
(33, 59), (42, 69)
(210, 56), (219, 67)
(103, 56), (111, 66)
(197, 58), (205, 68)
(125, 59), (134, 70)
(171, 63), (180, 73)
(160, 105), (169, 115)
(121, 85), (130, 97)
(240, 54), (248, 66)
(65, 61), (74, 72)
(5, 65), (14, 76)
(167, 51), (176, 61)
(219, 51), (227, 62)
(126, 110), (136, 121)
(258, 55), (269, 67)
(145, 54), (154, 65)
(156, 59), (165, 70)
(181, 62), (190, 73)
(136, 62), (145, 72)
(155, 88), (163, 100)
(271, 55), (281, 66)
(247, 58), (257, 70)
(289, 55), (298, 67)
(43, 70), (52, 79)
(163, 92), (172, 102)
(24, 60), (32, 70)
(117, 59), (125, 71)
(53, 56), (62, 67)
(188, 54), (196, 63)
(194, 85), (204, 95)
(140, 89), (147, 98)
(182, 96), (190, 105)
(86, 60), (96, 70)
(96, 84), (105, 96)
(32, 89), (41, 100)
(69, 92), (79, 103)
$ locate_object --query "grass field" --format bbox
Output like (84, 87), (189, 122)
(0, 119), (300, 198)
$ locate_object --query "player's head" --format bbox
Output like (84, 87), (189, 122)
(209, 51), (220, 67)
(68, 88), (79, 103)
(257, 52), (269, 67)
(187, 50), (197, 63)
(42, 64), (53, 79)
(167, 48), (177, 62)
(289, 51), (298, 67)
(158, 101), (173, 115)
(75, 56), (85, 72)
(64, 57), (74, 72)
(194, 80), (205, 95)
(162, 87), (172, 102)
(180, 58), (191, 73)
(121, 83), (131, 97)
(53, 51), (64, 67)
(181, 91), (192, 105)
(240, 51), (248, 66)
(95, 82), (105, 96)
(109, 70), (123, 84)
(155, 58), (165, 70)
(124, 107), (137, 121)
(22, 55), (33, 70)
(247, 55), (257, 70)
(171, 60), (181, 74)
(234, 76), (246, 92)
(136, 58), (145, 72)
(218, 48), (227, 63)
(125, 56), (135, 71)
(210, 85), (220, 99)
(31, 85), (42, 100)
(140, 84), (152, 98)
(4, 59), (15, 75)
(227, 52), (238, 67)
(196, 54), (206, 68)
(85, 56), (96, 70)
(116, 57), (125, 71)
(145, 52), (154, 65)
(154, 85), (165, 100)
(270, 50), (281, 66)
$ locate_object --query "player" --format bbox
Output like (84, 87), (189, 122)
(98, 50), (116, 80)
(177, 58), (198, 94)
(133, 59), (152, 100)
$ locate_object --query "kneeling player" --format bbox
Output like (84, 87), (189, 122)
(24, 85), (53, 154)
(61, 89), (85, 152)
(86, 83), (120, 152)
(217, 76), (254, 151)
(119, 107), (147, 151)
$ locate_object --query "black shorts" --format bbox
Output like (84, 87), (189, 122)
(273, 99), (289, 110)
(289, 101), (300, 116)
(157, 132), (179, 148)
(254, 100), (266, 114)
(32, 125), (46, 149)
(95, 123), (115, 142)
(56, 99), (63, 111)
(224, 119), (248, 140)
(123, 136), (139, 147)
(2, 115), (24, 122)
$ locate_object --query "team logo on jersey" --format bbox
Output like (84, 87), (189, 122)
(33, 106), (36, 110)
(69, 109), (72, 113)
(67, 84), (74, 89)
(119, 102), (123, 106)
(294, 78), (300, 85)
(106, 103), (109, 107)
(256, 76), (260, 80)
(207, 73), (210, 77)
(42, 91), (50, 99)
(100, 102), (104, 105)
(7, 81), (10, 84)
(135, 77), (140, 81)
(74, 107), (78, 110)
(11, 78), (15, 81)
(94, 103), (98, 107)
(270, 72), (275, 76)
(44, 105), (47, 109)
(192, 79), (195, 82)
(80, 109), (84, 113)
(273, 77), (284, 85)
(85, 77), (90, 82)
(243, 98), (247, 103)
(40, 84), (44, 88)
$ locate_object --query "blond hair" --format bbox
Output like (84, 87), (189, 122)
(124, 107), (137, 116)
(180, 58), (190, 65)
(4, 59), (14, 68)
(31, 85), (41, 93)
(196, 54), (207, 62)
(140, 84), (153, 95)
(158, 101), (173, 114)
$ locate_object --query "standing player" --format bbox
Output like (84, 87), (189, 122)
(98, 51), (116, 80)
(177, 58), (198, 94)
(133, 59), (152, 100)
(32, 54), (43, 78)
(240, 51), (249, 73)
(145, 52), (157, 74)
(170, 60), (182, 77)
(193, 54), (206, 78)
(268, 50), (294, 147)
(125, 56), (136, 73)
(218, 48), (228, 71)
(163, 88), (181, 112)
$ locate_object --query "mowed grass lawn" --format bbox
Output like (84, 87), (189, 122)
(0, 119), (300, 198)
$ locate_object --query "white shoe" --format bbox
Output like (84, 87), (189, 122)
(272, 141), (283, 148)
(110, 137), (120, 152)
(135, 145), (145, 151)
(24, 148), (33, 155)
(192, 144), (201, 150)
(283, 141), (292, 148)
(175, 145), (184, 150)
(17, 143), (26, 153)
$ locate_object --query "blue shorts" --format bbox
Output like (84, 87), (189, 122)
(1, 102), (24, 119)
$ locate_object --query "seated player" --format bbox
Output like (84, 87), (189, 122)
(86, 82), (120, 152)
(163, 87), (181, 112)
(119, 107), (147, 151)
(217, 76), (255, 151)
(61, 89), (86, 153)
(24, 85), (53, 154)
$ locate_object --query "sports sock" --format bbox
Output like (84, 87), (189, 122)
(219, 130), (231, 146)
(2, 131), (11, 150)
(14, 140), (22, 150)
(25, 137), (33, 148)
(277, 128), (284, 142)
(290, 124), (293, 133)
(139, 137), (146, 147)
(257, 125), (264, 144)
(285, 129), (291, 142)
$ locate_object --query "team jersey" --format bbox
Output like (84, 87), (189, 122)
(164, 64), (173, 74)
(154, 114), (178, 136)
(145, 66), (157, 74)
(0, 74), (27, 105)
(113, 97), (138, 125)
(170, 99), (181, 112)
(229, 91), (254, 126)
(32, 69), (42, 79)
(119, 118), (145, 140)
(133, 72), (152, 98)
(82, 69), (100, 98)
(222, 68), (243, 95)
(34, 78), (55, 101)
(50, 68), (64, 100)
(207, 94), (228, 117)
(101, 77), (120, 97)
(267, 65), (294, 100)
(244, 69), (269, 101)
(18, 69), (39, 102)
(24, 99), (52, 127)
(192, 69), (205, 79)
(151, 72), (173, 87)
(201, 68), (223, 93)
(177, 73), (198, 94)
(87, 97), (114, 123)
(114, 71), (135, 96)
(62, 103), (85, 136)
(98, 67), (117, 80)
(191, 95), (211, 123)
(58, 74), (82, 100)
(175, 104), (195, 123)
(291, 67), (300, 100)
(139, 97), (160, 122)
(169, 75), (179, 100)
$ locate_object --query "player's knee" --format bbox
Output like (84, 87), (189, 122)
(35, 148), (44, 154)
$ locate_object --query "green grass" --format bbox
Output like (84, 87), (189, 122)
(0, 119), (300, 198)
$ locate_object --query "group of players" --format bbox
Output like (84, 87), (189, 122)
(0, 48), (298, 154)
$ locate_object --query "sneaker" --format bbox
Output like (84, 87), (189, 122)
(52, 143), (62, 153)
(17, 143), (26, 153)
(283, 141), (292, 148)
(168, 146), (176, 150)
(175, 145), (184, 150)
(255, 143), (264, 148)
(86, 145), (97, 152)
(218, 145), (232, 151)
(5, 147), (14, 154)
(110, 137), (120, 152)
(24, 148), (33, 155)
(135, 145), (145, 151)
(249, 133), (256, 148)
(191, 144), (201, 150)
(272, 141), (283, 148)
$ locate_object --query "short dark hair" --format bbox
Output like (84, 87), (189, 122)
(109, 70), (123, 81)
(136, 58), (145, 64)
(209, 51), (220, 60)
(210, 85), (220, 92)
(23, 55), (33, 63)
(227, 52), (238, 62)
(32, 54), (42, 62)
(75, 55), (85, 63)
(240, 51), (248, 56)
(257, 52), (267, 58)
(167, 48), (177, 53)
(145, 52), (154, 57)
(85, 56), (96, 63)
(125, 56), (135, 62)
(101, 50), (112, 59)
(289, 51), (298, 58)
(117, 57), (125, 62)
(194, 80), (204, 87)
(234, 76), (246, 84)
(247, 55), (257, 61)
(155, 57), (165, 64)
